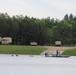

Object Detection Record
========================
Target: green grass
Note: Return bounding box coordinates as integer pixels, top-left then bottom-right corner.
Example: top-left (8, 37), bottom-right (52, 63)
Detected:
top-left (62, 48), bottom-right (76, 56)
top-left (0, 45), bottom-right (46, 55)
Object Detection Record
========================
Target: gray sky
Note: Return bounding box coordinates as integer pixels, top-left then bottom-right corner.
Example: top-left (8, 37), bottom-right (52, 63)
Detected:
top-left (0, 0), bottom-right (76, 19)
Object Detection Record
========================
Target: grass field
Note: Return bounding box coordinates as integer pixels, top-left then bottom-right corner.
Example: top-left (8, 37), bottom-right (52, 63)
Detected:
top-left (62, 48), bottom-right (76, 56)
top-left (0, 45), bottom-right (46, 55)
top-left (0, 45), bottom-right (76, 56)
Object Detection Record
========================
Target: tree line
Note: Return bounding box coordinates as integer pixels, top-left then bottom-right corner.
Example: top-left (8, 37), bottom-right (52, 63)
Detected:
top-left (0, 13), bottom-right (76, 46)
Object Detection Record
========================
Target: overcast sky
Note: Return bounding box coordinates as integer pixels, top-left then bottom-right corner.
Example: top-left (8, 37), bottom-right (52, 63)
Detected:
top-left (0, 0), bottom-right (76, 19)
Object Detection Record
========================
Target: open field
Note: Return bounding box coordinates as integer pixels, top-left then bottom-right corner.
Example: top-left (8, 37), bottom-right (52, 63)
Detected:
top-left (62, 48), bottom-right (76, 56)
top-left (0, 45), bottom-right (76, 55)
top-left (0, 45), bottom-right (46, 55)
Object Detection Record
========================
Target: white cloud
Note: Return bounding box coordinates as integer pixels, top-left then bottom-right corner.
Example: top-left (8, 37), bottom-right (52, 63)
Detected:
top-left (40, 0), bottom-right (76, 19)
top-left (0, 0), bottom-right (76, 19)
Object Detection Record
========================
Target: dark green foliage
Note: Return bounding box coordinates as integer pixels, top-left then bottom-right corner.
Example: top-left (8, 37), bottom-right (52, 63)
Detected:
top-left (0, 13), bottom-right (76, 46)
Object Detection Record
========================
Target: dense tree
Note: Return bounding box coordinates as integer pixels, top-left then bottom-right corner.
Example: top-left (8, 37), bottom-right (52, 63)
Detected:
top-left (0, 12), bottom-right (76, 46)
top-left (69, 14), bottom-right (74, 20)
top-left (64, 14), bottom-right (69, 20)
